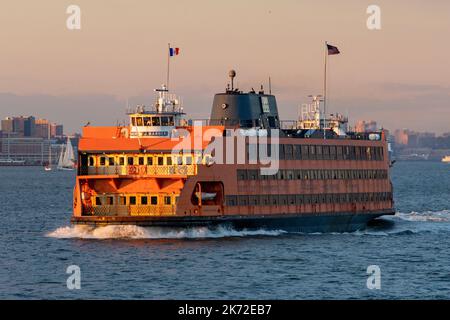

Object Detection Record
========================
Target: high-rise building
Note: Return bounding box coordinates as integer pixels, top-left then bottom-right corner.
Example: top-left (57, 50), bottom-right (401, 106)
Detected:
top-left (355, 120), bottom-right (377, 133)
top-left (35, 119), bottom-right (50, 139)
top-left (1, 117), bottom-right (14, 133)
top-left (51, 123), bottom-right (64, 137)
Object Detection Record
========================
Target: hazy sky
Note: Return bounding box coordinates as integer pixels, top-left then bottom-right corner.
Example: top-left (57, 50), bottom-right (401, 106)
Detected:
top-left (0, 0), bottom-right (449, 134)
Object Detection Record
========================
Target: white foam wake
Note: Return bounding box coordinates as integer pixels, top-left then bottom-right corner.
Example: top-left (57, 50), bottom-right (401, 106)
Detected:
top-left (46, 225), bottom-right (286, 240)
top-left (394, 210), bottom-right (450, 222)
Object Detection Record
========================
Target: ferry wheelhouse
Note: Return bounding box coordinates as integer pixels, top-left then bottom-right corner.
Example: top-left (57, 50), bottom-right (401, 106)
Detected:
top-left (72, 72), bottom-right (394, 232)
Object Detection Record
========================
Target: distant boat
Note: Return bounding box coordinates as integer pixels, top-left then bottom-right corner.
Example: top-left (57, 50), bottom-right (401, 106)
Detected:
top-left (44, 141), bottom-right (53, 171)
top-left (0, 158), bottom-right (25, 166)
top-left (442, 156), bottom-right (450, 163)
top-left (57, 137), bottom-right (75, 171)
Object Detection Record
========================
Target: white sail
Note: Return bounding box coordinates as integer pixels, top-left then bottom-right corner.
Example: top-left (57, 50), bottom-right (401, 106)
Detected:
top-left (57, 145), bottom-right (64, 168)
top-left (58, 137), bottom-right (75, 170)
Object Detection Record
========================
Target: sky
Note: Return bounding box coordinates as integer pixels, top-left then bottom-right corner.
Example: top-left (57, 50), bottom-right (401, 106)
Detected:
top-left (0, 0), bottom-right (449, 134)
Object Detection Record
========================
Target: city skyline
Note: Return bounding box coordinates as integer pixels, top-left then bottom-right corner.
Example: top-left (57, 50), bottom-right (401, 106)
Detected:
top-left (1, 0), bottom-right (449, 134)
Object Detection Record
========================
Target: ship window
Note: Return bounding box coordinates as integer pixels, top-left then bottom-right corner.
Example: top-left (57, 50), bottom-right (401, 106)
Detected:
top-left (261, 195), bottom-right (269, 205)
top-left (119, 196), bottom-right (126, 205)
top-left (141, 196), bottom-right (148, 205)
top-left (119, 157), bottom-right (125, 166)
top-left (108, 157), bottom-right (115, 166)
top-left (129, 196), bottom-right (136, 205)
top-left (136, 117), bottom-right (143, 126)
top-left (249, 195), bottom-right (259, 205)
top-left (157, 156), bottom-right (164, 166)
top-left (152, 117), bottom-right (161, 126)
top-left (127, 157), bottom-right (134, 165)
top-left (248, 170), bottom-right (258, 180)
top-left (166, 156), bottom-right (173, 165)
top-left (294, 145), bottom-right (302, 160)
top-left (147, 157), bottom-right (153, 165)
top-left (286, 170), bottom-right (294, 180)
top-left (150, 196), bottom-right (158, 205)
top-left (168, 116), bottom-right (174, 126)
top-left (226, 195), bottom-right (237, 206)
top-left (316, 145), bottom-right (323, 160)
top-left (95, 197), bottom-right (102, 206)
top-left (323, 146), bottom-right (330, 160)
top-left (99, 157), bottom-right (106, 166)
top-left (143, 117), bottom-right (151, 126)
top-left (164, 196), bottom-right (171, 205)
top-left (161, 117), bottom-right (170, 126)
top-left (237, 169), bottom-right (247, 180)
top-left (138, 157), bottom-right (144, 165)
top-left (333, 146), bottom-right (341, 160)
top-left (239, 195), bottom-right (249, 206)
top-left (301, 145), bottom-right (309, 160)
top-left (175, 156), bottom-right (183, 165)
top-left (270, 195), bottom-right (279, 205)
top-left (131, 117), bottom-right (136, 126)
top-left (285, 144), bottom-right (293, 160)
top-left (268, 116), bottom-right (276, 128)
top-left (106, 196), bottom-right (113, 205)
top-left (309, 145), bottom-right (316, 159)
top-left (279, 144), bottom-right (285, 160)
top-left (89, 156), bottom-right (95, 166)
top-left (185, 156), bottom-right (192, 165)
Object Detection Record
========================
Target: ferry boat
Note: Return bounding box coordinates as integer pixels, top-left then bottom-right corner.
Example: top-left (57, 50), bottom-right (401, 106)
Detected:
top-left (71, 71), bottom-right (394, 232)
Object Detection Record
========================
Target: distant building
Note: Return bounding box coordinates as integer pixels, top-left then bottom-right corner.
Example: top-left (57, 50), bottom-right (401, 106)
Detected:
top-left (394, 129), bottom-right (409, 146)
top-left (0, 115), bottom-right (67, 165)
top-left (355, 120), bottom-right (377, 132)
top-left (2, 116), bottom-right (63, 139)
top-left (35, 118), bottom-right (50, 139)
top-left (51, 123), bottom-right (64, 137)
top-left (1, 117), bottom-right (14, 133)
top-left (1, 116), bottom-right (36, 137)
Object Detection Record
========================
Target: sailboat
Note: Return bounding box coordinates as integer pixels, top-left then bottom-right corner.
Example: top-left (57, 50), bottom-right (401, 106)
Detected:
top-left (57, 137), bottom-right (75, 171)
top-left (44, 143), bottom-right (52, 171)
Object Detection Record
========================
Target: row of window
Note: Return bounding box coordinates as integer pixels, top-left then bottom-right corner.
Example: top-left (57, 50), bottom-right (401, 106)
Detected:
top-left (247, 144), bottom-right (384, 161)
top-left (226, 192), bottom-right (393, 206)
top-left (94, 194), bottom-right (177, 206)
top-left (237, 169), bottom-right (389, 181)
top-left (131, 116), bottom-right (175, 127)
top-left (88, 154), bottom-right (195, 167)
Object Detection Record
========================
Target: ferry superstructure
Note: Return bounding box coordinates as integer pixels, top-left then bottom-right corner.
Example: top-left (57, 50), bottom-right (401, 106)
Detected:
top-left (71, 72), bottom-right (394, 232)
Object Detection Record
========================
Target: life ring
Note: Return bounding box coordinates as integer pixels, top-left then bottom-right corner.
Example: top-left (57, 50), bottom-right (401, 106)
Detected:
top-left (128, 165), bottom-right (137, 175)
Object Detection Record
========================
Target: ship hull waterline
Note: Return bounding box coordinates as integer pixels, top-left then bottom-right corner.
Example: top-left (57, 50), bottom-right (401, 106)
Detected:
top-left (71, 210), bottom-right (395, 233)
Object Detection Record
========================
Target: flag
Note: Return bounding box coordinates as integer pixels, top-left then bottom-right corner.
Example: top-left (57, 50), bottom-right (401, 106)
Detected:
top-left (327, 44), bottom-right (340, 55)
top-left (169, 47), bottom-right (180, 57)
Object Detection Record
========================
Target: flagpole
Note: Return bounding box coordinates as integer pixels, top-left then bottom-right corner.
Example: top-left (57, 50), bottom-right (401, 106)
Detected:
top-left (167, 43), bottom-right (170, 91)
top-left (323, 41), bottom-right (327, 139)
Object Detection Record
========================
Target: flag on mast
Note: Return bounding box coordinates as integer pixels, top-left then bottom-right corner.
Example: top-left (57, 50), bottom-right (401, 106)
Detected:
top-left (327, 44), bottom-right (340, 55)
top-left (169, 47), bottom-right (180, 57)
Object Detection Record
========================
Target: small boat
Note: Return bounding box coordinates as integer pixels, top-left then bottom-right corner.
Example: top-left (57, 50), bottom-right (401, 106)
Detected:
top-left (442, 156), bottom-right (450, 163)
top-left (57, 137), bottom-right (76, 171)
top-left (44, 165), bottom-right (52, 171)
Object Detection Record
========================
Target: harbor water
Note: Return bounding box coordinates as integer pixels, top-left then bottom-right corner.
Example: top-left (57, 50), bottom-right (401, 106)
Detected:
top-left (0, 161), bottom-right (449, 299)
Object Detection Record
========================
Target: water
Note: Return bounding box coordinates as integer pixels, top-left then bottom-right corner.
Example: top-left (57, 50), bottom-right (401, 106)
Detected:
top-left (0, 162), bottom-right (449, 299)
